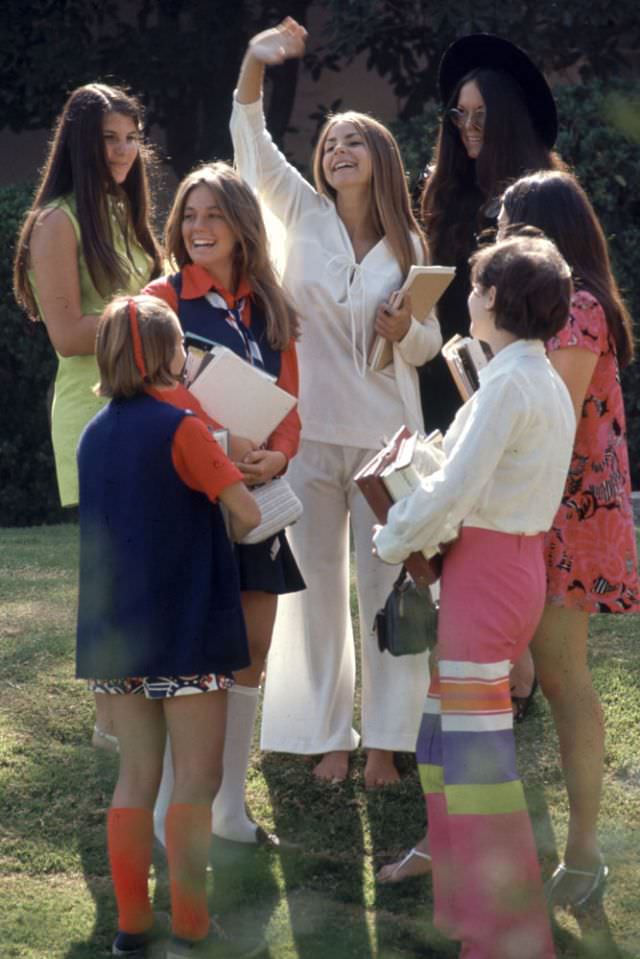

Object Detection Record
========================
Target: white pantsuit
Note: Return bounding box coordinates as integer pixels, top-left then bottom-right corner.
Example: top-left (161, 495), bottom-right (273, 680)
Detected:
top-left (231, 95), bottom-right (442, 756)
top-left (260, 440), bottom-right (431, 752)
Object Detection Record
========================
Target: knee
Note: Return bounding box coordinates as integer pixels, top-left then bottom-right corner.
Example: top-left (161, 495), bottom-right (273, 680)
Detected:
top-left (174, 760), bottom-right (223, 806)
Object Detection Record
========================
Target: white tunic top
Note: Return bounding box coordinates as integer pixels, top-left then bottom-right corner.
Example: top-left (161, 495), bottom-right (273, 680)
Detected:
top-left (231, 96), bottom-right (442, 448)
top-left (374, 340), bottom-right (576, 564)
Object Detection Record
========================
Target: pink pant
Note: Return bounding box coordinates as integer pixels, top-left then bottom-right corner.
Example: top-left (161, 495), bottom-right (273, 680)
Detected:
top-left (417, 527), bottom-right (555, 959)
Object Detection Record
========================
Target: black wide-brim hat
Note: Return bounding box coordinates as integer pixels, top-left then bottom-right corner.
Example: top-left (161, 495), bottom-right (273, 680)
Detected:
top-left (439, 33), bottom-right (558, 148)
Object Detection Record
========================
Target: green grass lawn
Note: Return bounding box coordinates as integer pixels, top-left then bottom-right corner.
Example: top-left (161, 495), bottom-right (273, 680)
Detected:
top-left (1, 524), bottom-right (639, 958)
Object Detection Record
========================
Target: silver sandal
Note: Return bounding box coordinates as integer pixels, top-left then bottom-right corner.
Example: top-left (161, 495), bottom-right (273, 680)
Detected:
top-left (546, 861), bottom-right (609, 909)
top-left (376, 846), bottom-right (432, 884)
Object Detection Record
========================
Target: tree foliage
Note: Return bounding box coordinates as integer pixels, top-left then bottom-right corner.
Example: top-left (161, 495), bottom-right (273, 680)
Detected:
top-left (0, 0), bottom-right (312, 178)
top-left (307, 0), bottom-right (640, 120)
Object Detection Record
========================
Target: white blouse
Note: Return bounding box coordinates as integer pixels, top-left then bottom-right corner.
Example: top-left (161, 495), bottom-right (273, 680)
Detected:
top-left (230, 95), bottom-right (442, 449)
top-left (374, 340), bottom-right (576, 564)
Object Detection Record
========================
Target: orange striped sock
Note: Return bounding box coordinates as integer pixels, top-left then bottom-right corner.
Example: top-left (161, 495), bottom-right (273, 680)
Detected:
top-left (166, 803), bottom-right (211, 941)
top-left (107, 807), bottom-right (153, 934)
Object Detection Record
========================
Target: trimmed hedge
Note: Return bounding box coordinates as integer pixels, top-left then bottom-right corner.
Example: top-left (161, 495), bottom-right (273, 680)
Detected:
top-left (0, 183), bottom-right (67, 526)
top-left (393, 77), bottom-right (640, 487)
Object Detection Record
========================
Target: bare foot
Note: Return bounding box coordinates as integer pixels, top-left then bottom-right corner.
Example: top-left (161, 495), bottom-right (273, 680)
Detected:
top-left (364, 748), bottom-right (400, 788)
top-left (313, 750), bottom-right (350, 783)
top-left (377, 835), bottom-right (432, 883)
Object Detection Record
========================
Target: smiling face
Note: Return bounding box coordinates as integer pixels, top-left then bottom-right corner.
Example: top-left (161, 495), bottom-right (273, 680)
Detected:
top-left (103, 111), bottom-right (140, 184)
top-left (181, 183), bottom-right (237, 285)
top-left (321, 120), bottom-right (373, 193)
top-left (454, 80), bottom-right (486, 160)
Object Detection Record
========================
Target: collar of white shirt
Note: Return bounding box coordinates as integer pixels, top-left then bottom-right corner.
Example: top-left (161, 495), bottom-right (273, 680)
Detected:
top-left (478, 338), bottom-right (546, 388)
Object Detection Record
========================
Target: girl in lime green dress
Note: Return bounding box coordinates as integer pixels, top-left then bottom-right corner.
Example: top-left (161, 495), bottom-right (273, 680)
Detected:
top-left (13, 83), bottom-right (162, 747)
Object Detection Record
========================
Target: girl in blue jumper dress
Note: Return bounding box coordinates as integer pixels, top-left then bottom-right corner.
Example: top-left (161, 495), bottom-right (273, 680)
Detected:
top-left (145, 162), bottom-right (304, 847)
top-left (76, 294), bottom-right (261, 958)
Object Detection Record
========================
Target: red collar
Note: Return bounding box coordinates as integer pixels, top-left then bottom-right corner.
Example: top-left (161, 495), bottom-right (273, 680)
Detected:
top-left (181, 263), bottom-right (252, 308)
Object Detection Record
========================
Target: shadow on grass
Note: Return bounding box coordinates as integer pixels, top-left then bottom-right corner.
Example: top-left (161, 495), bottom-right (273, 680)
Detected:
top-left (262, 751), bottom-right (375, 958)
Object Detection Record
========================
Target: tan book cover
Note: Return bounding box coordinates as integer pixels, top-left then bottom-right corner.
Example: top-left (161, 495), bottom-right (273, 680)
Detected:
top-left (369, 265), bottom-right (456, 372)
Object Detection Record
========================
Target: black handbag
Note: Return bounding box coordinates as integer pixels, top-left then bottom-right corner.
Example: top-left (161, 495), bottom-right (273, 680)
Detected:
top-left (375, 567), bottom-right (439, 656)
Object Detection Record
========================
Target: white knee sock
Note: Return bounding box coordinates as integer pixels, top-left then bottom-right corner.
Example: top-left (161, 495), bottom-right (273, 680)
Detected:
top-left (212, 684), bottom-right (260, 843)
top-left (153, 738), bottom-right (174, 847)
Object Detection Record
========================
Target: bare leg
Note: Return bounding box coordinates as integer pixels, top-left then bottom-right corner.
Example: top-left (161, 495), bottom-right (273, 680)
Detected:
top-left (531, 605), bottom-right (604, 900)
top-left (165, 690), bottom-right (227, 806)
top-left (364, 748), bottom-right (400, 788)
top-left (313, 750), bottom-right (350, 783)
top-left (110, 694), bottom-right (165, 808)
top-left (377, 832), bottom-right (431, 883)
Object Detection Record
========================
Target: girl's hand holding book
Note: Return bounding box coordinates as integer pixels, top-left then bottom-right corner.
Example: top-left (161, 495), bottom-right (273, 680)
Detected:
top-left (374, 291), bottom-right (412, 343)
top-left (238, 449), bottom-right (288, 486)
top-left (229, 435), bottom-right (257, 463)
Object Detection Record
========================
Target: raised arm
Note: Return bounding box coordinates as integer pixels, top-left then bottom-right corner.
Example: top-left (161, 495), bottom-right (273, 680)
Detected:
top-left (231, 17), bottom-right (318, 225)
top-left (236, 17), bottom-right (307, 106)
top-left (29, 207), bottom-right (101, 356)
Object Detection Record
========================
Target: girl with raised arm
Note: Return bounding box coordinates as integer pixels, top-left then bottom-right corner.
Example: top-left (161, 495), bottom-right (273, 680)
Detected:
top-left (232, 17), bottom-right (442, 787)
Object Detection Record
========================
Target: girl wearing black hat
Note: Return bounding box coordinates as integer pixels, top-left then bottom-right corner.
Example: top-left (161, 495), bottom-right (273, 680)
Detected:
top-left (378, 33), bottom-right (564, 885)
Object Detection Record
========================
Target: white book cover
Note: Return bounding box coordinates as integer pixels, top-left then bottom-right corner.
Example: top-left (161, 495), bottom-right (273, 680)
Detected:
top-left (189, 345), bottom-right (296, 446)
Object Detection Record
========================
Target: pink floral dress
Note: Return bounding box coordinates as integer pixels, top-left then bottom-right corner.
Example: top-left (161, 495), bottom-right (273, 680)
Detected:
top-left (545, 288), bottom-right (639, 613)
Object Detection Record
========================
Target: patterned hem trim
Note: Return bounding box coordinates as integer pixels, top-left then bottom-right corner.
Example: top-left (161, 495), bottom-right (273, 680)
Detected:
top-left (88, 673), bottom-right (235, 698)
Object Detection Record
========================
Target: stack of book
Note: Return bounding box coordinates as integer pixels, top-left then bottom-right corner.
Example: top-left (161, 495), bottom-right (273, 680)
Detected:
top-left (184, 342), bottom-right (296, 446)
top-left (355, 426), bottom-right (448, 587)
top-left (441, 334), bottom-right (493, 402)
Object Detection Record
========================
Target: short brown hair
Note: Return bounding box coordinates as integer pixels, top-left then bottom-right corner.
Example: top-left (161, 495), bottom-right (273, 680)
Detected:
top-left (95, 294), bottom-right (181, 398)
top-left (469, 234), bottom-right (572, 341)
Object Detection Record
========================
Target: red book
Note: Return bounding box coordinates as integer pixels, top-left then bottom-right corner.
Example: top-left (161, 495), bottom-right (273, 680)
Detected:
top-left (355, 427), bottom-right (442, 587)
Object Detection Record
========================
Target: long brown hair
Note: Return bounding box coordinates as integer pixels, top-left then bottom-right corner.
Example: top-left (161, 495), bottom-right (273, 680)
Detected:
top-left (313, 111), bottom-right (427, 275)
top-left (164, 162), bottom-right (298, 349)
top-left (14, 83), bottom-right (162, 319)
top-left (501, 170), bottom-right (634, 366)
top-left (421, 69), bottom-right (564, 265)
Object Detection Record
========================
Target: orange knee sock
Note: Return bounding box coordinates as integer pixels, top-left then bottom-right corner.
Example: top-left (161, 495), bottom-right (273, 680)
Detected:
top-left (166, 803), bottom-right (211, 941)
top-left (107, 807), bottom-right (154, 934)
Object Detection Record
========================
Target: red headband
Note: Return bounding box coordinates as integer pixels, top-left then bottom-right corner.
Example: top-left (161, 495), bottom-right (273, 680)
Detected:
top-left (128, 298), bottom-right (147, 379)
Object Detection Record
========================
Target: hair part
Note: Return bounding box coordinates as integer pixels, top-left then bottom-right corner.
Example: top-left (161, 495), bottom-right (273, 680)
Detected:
top-left (470, 233), bottom-right (572, 341)
top-left (501, 170), bottom-right (635, 366)
top-left (421, 68), bottom-right (564, 265)
top-left (164, 162), bottom-right (298, 349)
top-left (312, 111), bottom-right (427, 274)
top-left (14, 83), bottom-right (162, 319)
top-left (96, 295), bottom-right (181, 398)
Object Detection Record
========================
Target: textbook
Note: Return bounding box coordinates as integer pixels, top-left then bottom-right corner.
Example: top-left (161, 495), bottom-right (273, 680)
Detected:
top-left (441, 334), bottom-right (493, 402)
top-left (188, 345), bottom-right (297, 446)
top-left (354, 426), bottom-right (449, 587)
top-left (368, 264), bottom-right (456, 372)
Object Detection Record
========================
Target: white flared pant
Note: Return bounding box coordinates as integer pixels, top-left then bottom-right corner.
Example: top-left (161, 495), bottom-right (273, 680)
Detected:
top-left (260, 439), bottom-right (430, 754)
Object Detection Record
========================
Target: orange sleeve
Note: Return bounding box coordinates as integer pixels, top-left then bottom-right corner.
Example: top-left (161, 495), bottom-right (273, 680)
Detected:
top-left (142, 276), bottom-right (180, 313)
top-left (268, 338), bottom-right (301, 464)
top-left (172, 415), bottom-right (243, 501)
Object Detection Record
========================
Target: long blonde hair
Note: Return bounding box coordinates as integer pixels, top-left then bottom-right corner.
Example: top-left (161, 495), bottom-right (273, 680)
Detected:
top-left (164, 162), bottom-right (298, 349)
top-left (313, 111), bottom-right (427, 275)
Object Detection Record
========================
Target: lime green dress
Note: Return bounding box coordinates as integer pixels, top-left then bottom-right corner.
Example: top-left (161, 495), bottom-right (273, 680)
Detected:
top-left (29, 194), bottom-right (153, 506)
